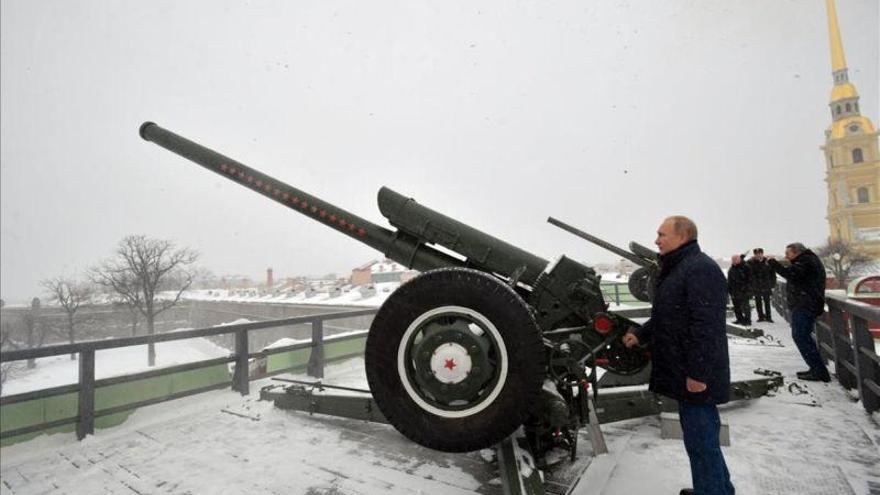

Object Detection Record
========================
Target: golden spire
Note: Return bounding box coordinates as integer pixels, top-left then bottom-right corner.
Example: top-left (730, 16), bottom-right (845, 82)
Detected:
top-left (826, 0), bottom-right (848, 72)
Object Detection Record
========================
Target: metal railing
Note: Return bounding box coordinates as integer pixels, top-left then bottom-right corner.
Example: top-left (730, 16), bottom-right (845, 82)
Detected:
top-left (772, 281), bottom-right (880, 413)
top-left (601, 281), bottom-right (649, 306)
top-left (0, 308), bottom-right (377, 441)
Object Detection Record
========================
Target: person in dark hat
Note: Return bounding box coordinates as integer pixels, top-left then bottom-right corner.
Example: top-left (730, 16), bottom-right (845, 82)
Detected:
top-left (747, 248), bottom-right (776, 323)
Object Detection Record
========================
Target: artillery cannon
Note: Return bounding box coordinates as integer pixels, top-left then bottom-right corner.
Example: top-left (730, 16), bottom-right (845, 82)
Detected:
top-left (547, 217), bottom-right (659, 302)
top-left (139, 122), bottom-right (650, 456)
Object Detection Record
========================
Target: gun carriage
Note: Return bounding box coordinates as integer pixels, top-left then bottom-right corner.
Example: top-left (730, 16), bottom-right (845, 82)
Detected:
top-left (139, 122), bottom-right (652, 460)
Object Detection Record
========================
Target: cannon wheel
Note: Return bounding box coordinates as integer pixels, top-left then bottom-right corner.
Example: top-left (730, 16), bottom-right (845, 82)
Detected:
top-left (627, 266), bottom-right (656, 302)
top-left (365, 268), bottom-right (545, 452)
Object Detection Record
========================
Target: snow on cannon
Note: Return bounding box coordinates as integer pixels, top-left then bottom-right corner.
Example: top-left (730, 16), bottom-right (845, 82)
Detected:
top-left (138, 122), bottom-right (651, 455)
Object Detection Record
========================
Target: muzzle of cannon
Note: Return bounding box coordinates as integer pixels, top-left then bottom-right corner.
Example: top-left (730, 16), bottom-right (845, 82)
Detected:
top-left (139, 122), bottom-right (650, 454)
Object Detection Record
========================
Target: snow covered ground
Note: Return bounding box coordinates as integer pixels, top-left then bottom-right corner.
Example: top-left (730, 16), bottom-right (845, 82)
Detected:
top-left (1, 320), bottom-right (879, 494)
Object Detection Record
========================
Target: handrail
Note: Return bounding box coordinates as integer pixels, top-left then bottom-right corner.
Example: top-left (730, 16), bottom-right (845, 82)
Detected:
top-left (0, 307), bottom-right (378, 442)
top-left (825, 291), bottom-right (880, 322)
top-left (0, 308), bottom-right (377, 361)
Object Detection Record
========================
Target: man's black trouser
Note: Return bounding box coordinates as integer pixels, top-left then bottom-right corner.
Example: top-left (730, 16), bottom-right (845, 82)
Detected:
top-left (753, 290), bottom-right (772, 320)
top-left (731, 294), bottom-right (751, 323)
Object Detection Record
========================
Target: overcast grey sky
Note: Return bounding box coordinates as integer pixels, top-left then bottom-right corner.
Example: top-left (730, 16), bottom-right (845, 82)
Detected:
top-left (1, 0), bottom-right (878, 304)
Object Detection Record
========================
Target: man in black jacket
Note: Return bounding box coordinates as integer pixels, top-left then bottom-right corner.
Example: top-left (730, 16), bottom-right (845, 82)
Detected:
top-left (768, 242), bottom-right (830, 382)
top-left (747, 248), bottom-right (776, 322)
top-left (727, 254), bottom-right (752, 325)
top-left (623, 216), bottom-right (734, 495)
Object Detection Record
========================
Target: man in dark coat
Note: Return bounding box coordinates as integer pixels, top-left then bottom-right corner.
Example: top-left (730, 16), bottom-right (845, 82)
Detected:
top-left (768, 242), bottom-right (830, 382)
top-left (747, 248), bottom-right (776, 322)
top-left (623, 216), bottom-right (733, 495)
top-left (727, 254), bottom-right (752, 325)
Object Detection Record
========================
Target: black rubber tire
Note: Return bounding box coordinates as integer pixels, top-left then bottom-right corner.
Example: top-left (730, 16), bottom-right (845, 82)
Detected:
top-left (365, 268), bottom-right (546, 452)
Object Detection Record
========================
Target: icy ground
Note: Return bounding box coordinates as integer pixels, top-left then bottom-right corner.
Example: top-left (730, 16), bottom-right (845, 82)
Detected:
top-left (1, 320), bottom-right (879, 495)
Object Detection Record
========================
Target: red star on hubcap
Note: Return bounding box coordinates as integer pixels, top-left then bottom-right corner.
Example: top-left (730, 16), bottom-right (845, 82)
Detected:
top-left (444, 358), bottom-right (456, 370)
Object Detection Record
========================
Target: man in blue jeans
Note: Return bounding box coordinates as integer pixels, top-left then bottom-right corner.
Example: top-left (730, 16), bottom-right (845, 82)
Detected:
top-left (768, 242), bottom-right (830, 382)
top-left (623, 216), bottom-right (734, 495)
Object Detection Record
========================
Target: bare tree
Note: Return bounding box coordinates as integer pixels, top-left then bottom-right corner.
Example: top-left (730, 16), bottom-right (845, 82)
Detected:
top-left (92, 235), bottom-right (198, 366)
top-left (41, 277), bottom-right (93, 359)
top-left (816, 239), bottom-right (873, 289)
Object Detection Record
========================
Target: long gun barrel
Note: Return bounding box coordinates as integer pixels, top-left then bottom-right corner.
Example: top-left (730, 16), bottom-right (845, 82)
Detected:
top-left (139, 122), bottom-right (463, 273)
top-left (139, 122), bottom-right (550, 283)
top-left (547, 217), bottom-right (655, 268)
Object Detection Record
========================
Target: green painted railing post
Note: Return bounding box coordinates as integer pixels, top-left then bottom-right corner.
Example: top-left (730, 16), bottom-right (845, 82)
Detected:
top-left (307, 320), bottom-right (325, 379)
top-left (76, 349), bottom-right (95, 440)
top-left (829, 305), bottom-right (857, 390)
top-left (851, 315), bottom-right (880, 413)
top-left (233, 330), bottom-right (249, 395)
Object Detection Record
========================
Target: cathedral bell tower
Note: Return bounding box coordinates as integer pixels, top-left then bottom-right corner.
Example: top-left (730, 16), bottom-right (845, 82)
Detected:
top-left (821, 0), bottom-right (880, 258)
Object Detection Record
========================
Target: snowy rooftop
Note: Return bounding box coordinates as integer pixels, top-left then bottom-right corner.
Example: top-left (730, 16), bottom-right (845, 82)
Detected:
top-left (181, 281), bottom-right (401, 308)
top-left (1, 320), bottom-right (879, 494)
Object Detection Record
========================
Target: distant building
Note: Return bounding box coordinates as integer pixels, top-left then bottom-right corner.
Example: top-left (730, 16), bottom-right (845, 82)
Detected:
top-left (616, 259), bottom-right (638, 277)
top-left (220, 275), bottom-right (255, 290)
top-left (350, 259), bottom-right (418, 284)
top-left (350, 261), bottom-right (375, 286)
top-left (822, 0), bottom-right (880, 257)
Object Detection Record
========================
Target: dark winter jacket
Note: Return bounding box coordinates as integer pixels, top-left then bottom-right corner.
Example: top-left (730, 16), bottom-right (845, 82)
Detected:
top-left (634, 240), bottom-right (731, 405)
top-left (747, 258), bottom-right (777, 293)
top-left (768, 250), bottom-right (826, 317)
top-left (727, 262), bottom-right (752, 299)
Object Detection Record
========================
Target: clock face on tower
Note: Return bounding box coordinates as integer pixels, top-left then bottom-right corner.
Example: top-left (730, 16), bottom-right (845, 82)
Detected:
top-left (848, 124), bottom-right (860, 133)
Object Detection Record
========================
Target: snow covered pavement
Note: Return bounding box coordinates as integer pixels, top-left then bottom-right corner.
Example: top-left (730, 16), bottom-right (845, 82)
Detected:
top-left (575, 319), bottom-right (880, 495)
top-left (1, 321), bottom-right (879, 494)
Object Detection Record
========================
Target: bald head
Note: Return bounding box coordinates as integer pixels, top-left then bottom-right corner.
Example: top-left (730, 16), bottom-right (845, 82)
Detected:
top-left (666, 215), bottom-right (698, 242)
top-left (655, 216), bottom-right (698, 255)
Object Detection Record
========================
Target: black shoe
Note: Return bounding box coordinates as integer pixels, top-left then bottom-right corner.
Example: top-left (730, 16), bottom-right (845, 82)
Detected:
top-left (796, 370), bottom-right (812, 378)
top-left (799, 371), bottom-right (831, 382)
top-left (757, 317), bottom-right (766, 322)
top-left (680, 489), bottom-right (694, 495)
top-left (766, 318), bottom-right (774, 323)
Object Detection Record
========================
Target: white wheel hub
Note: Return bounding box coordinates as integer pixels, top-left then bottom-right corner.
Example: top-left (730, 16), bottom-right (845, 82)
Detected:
top-left (398, 305), bottom-right (509, 419)
top-left (430, 343), bottom-right (472, 384)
